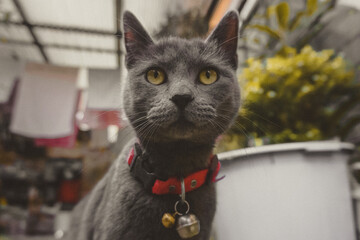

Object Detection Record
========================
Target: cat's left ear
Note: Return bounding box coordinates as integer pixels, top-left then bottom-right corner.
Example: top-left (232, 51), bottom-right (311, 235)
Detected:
top-left (123, 11), bottom-right (154, 68)
top-left (206, 11), bottom-right (239, 69)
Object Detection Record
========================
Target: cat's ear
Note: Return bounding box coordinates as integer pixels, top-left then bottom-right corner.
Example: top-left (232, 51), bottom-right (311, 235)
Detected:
top-left (123, 11), bottom-right (154, 68)
top-left (206, 11), bottom-right (239, 69)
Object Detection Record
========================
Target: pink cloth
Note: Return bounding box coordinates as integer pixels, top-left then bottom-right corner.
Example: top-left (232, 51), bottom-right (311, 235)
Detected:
top-left (80, 68), bottom-right (123, 130)
top-left (35, 126), bottom-right (78, 148)
top-left (80, 109), bottom-right (121, 129)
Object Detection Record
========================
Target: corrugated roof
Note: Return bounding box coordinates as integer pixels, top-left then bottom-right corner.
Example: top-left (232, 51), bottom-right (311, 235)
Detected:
top-left (0, 0), bottom-right (259, 68)
top-left (19, 0), bottom-right (116, 31)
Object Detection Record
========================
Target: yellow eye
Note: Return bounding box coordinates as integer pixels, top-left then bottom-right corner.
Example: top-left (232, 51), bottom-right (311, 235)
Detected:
top-left (146, 69), bottom-right (165, 85)
top-left (199, 69), bottom-right (218, 85)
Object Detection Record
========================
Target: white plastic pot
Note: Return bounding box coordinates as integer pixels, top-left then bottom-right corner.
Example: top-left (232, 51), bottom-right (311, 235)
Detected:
top-left (214, 140), bottom-right (356, 240)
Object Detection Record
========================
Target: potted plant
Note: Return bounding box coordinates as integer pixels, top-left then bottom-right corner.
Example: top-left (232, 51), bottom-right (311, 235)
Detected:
top-left (213, 1), bottom-right (360, 240)
top-left (222, 45), bottom-right (359, 149)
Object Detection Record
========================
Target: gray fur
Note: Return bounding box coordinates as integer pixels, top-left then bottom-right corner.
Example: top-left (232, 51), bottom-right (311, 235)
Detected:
top-left (66, 11), bottom-right (240, 240)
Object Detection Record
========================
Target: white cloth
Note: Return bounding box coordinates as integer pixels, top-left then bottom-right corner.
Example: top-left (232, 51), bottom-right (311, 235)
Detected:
top-left (10, 63), bottom-right (79, 138)
top-left (88, 69), bottom-right (121, 110)
top-left (0, 58), bottom-right (24, 103)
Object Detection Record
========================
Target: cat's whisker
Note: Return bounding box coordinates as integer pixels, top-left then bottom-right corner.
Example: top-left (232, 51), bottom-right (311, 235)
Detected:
top-left (232, 123), bottom-right (252, 140)
top-left (216, 113), bottom-right (252, 139)
top-left (216, 106), bottom-right (275, 136)
top-left (129, 116), bottom-right (148, 125)
top-left (241, 107), bottom-right (281, 128)
top-left (141, 122), bottom-right (155, 144)
top-left (207, 119), bottom-right (218, 132)
top-left (134, 121), bottom-right (151, 136)
top-left (113, 125), bottom-right (136, 141)
top-left (144, 122), bottom-right (160, 149)
top-left (137, 121), bottom-right (159, 141)
top-left (135, 122), bottom-right (150, 134)
top-left (220, 120), bottom-right (252, 142)
top-left (209, 118), bottom-right (226, 133)
top-left (238, 114), bottom-right (271, 136)
top-left (144, 122), bottom-right (162, 149)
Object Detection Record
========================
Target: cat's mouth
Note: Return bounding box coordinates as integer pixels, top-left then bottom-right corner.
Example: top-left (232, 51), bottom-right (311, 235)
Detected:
top-left (171, 115), bottom-right (195, 128)
top-left (167, 122), bottom-right (197, 140)
top-left (145, 104), bottom-right (219, 140)
top-left (163, 114), bottom-right (211, 140)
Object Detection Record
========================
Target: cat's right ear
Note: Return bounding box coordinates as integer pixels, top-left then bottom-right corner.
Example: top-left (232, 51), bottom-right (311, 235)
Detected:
top-left (123, 11), bottom-right (154, 68)
top-left (206, 11), bottom-right (239, 69)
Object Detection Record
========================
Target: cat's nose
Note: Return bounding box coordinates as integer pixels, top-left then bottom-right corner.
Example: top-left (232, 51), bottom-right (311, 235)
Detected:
top-left (171, 94), bottom-right (194, 110)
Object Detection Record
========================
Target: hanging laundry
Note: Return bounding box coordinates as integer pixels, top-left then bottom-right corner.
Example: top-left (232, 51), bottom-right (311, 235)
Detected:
top-left (79, 68), bottom-right (123, 130)
top-left (33, 92), bottom-right (81, 148)
top-left (0, 58), bottom-right (24, 104)
top-left (10, 63), bottom-right (79, 138)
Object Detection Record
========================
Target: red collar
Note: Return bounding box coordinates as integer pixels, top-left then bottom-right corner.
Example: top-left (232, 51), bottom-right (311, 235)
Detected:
top-left (127, 143), bottom-right (221, 195)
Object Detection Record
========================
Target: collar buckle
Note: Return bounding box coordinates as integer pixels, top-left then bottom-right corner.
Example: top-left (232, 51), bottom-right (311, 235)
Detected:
top-left (129, 143), bottom-right (157, 191)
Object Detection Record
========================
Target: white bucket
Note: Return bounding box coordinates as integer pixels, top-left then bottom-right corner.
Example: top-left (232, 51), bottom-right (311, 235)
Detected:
top-left (214, 141), bottom-right (356, 240)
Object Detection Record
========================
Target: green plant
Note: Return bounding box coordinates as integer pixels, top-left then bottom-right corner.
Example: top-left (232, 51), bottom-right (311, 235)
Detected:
top-left (248, 0), bottom-right (318, 39)
top-left (245, 0), bottom-right (335, 55)
top-left (220, 45), bottom-right (360, 150)
top-left (155, 10), bottom-right (208, 39)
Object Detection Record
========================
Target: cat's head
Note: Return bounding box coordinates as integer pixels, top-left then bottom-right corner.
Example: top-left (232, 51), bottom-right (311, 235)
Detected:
top-left (123, 11), bottom-right (240, 144)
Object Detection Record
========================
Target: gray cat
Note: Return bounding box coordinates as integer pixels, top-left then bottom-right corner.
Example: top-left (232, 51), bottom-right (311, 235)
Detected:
top-left (66, 10), bottom-right (240, 240)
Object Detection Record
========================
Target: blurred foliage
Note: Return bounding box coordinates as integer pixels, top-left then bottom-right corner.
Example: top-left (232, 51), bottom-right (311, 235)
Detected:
top-left (246, 0), bottom-right (335, 55)
top-left (219, 45), bottom-right (360, 151)
top-left (0, 0), bottom-right (12, 22)
top-left (248, 0), bottom-right (319, 41)
top-left (155, 10), bottom-right (208, 39)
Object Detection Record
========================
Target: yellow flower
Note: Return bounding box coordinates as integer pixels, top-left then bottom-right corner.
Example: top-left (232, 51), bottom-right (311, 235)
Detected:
top-left (233, 44), bottom-right (355, 149)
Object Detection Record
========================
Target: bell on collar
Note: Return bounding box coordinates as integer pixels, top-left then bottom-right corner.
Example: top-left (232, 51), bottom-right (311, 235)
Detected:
top-left (176, 214), bottom-right (200, 239)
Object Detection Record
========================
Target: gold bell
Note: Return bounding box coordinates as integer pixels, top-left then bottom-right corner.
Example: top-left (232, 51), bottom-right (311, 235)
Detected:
top-left (162, 213), bottom-right (175, 228)
top-left (176, 214), bottom-right (200, 239)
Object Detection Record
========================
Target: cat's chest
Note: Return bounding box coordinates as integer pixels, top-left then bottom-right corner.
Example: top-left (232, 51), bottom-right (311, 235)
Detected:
top-left (104, 159), bottom-right (216, 240)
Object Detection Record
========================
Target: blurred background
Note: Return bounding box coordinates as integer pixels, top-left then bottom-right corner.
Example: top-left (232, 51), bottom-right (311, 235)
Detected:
top-left (0, 0), bottom-right (360, 239)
